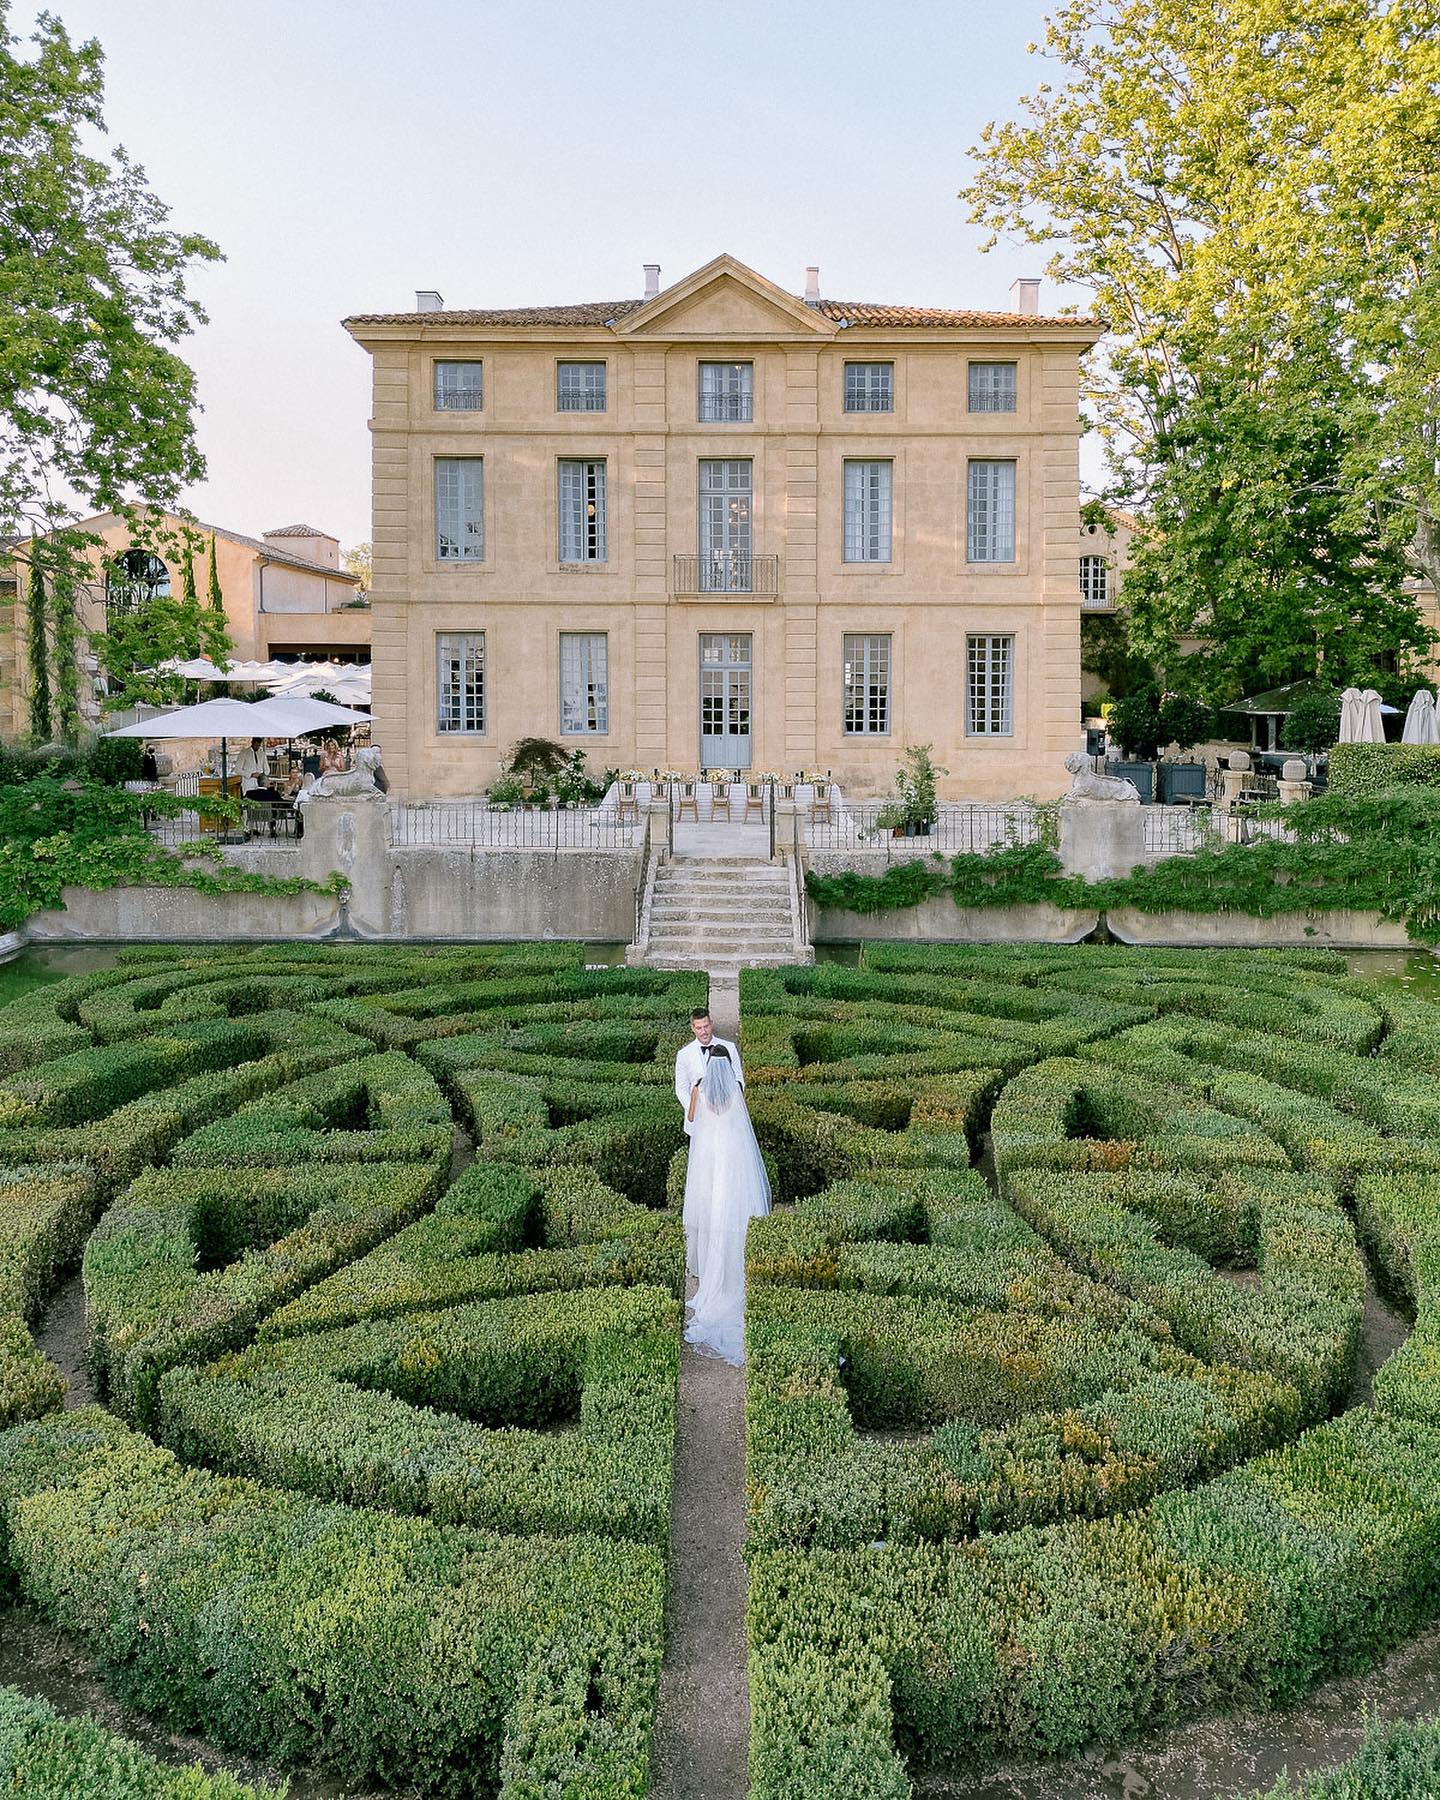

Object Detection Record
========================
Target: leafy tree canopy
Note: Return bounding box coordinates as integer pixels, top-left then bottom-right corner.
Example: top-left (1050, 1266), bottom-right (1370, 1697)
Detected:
top-left (0, 6), bottom-right (220, 544)
top-left (962, 0), bottom-right (1440, 678)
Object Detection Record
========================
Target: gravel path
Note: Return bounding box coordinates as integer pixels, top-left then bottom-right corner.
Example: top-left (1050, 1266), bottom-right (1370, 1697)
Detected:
top-left (649, 970), bottom-right (750, 1799)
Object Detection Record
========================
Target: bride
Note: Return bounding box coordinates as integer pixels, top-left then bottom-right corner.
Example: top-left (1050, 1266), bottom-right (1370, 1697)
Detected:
top-left (682, 1042), bottom-right (771, 1363)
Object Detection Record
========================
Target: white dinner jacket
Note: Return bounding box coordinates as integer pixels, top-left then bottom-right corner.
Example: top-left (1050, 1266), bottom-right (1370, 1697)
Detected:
top-left (675, 1036), bottom-right (743, 1137)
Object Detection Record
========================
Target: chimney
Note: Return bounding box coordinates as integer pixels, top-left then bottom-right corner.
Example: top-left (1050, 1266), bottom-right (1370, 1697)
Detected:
top-left (415, 289), bottom-right (444, 313)
top-left (804, 264), bottom-right (821, 304)
top-left (643, 263), bottom-right (661, 301)
top-left (1009, 277), bottom-right (1041, 317)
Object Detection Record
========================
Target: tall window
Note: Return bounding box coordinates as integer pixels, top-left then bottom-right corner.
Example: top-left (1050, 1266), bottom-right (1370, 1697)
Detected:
top-left (967, 459), bottom-right (1016, 563)
top-left (557, 361), bottom-right (606, 412)
top-left (698, 459), bottom-right (753, 591)
top-left (699, 361), bottom-right (753, 422)
top-left (436, 632), bottom-right (485, 733)
top-left (968, 361), bottom-right (1017, 412)
top-left (434, 361), bottom-right (483, 410)
top-left (844, 363), bottom-right (894, 413)
top-left (560, 632), bottom-right (609, 734)
top-left (435, 458), bottom-right (484, 561)
top-left (966, 634), bottom-right (1013, 736)
top-left (559, 459), bottom-right (607, 563)
top-left (1080, 554), bottom-right (1116, 612)
top-left (843, 633), bottom-right (891, 735)
top-left (1080, 555), bottom-right (1110, 608)
top-left (843, 461), bottom-right (893, 562)
top-left (105, 550), bottom-right (170, 617)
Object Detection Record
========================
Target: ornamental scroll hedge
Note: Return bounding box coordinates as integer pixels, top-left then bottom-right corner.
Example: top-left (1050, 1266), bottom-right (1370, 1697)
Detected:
top-left (0, 943), bottom-right (701, 1796)
top-left (741, 947), bottom-right (1440, 1796)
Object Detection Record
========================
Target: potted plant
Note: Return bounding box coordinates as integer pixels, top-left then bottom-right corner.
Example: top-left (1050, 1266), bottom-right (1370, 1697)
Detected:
top-left (1280, 684), bottom-right (1341, 778)
top-left (1107, 689), bottom-right (1213, 804)
top-left (875, 743), bottom-right (947, 837)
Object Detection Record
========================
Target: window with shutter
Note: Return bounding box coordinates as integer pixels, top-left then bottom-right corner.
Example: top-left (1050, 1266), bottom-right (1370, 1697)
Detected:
top-left (560, 633), bottom-right (609, 734)
top-left (557, 362), bottom-right (606, 412)
top-left (436, 633), bottom-right (485, 733)
top-left (966, 634), bottom-right (1014, 736)
top-left (698, 362), bottom-right (753, 422)
top-left (559, 460), bottom-right (607, 563)
top-left (435, 459), bottom-right (484, 560)
top-left (843, 363), bottom-right (894, 413)
top-left (434, 362), bottom-right (483, 410)
top-left (967, 362), bottom-right (1017, 412)
top-left (843, 461), bottom-right (893, 562)
top-left (967, 460), bottom-right (1016, 562)
top-left (842, 633), bottom-right (891, 735)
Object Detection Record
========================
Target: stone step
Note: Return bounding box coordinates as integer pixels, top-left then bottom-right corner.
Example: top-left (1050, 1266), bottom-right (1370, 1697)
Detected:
top-left (650, 902), bottom-right (793, 921)
top-left (649, 930), bottom-right (795, 949)
top-left (651, 878), bottom-right (788, 892)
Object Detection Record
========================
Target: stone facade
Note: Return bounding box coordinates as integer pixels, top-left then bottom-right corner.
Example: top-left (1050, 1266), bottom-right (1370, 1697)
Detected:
top-left (344, 255), bottom-right (1102, 801)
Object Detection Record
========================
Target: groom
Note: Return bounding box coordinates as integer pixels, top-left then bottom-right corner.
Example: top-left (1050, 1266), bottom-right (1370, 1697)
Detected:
top-left (674, 1006), bottom-right (744, 1135)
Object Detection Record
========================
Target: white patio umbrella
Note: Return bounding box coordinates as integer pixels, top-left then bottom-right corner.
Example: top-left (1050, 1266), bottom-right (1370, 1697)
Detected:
top-left (255, 695), bottom-right (370, 734)
top-left (162, 656), bottom-right (230, 681)
top-left (104, 696), bottom-right (281, 793)
top-left (106, 695), bottom-right (368, 793)
top-left (1338, 688), bottom-right (1364, 743)
top-left (1356, 689), bottom-right (1388, 743)
top-left (1402, 689), bottom-right (1440, 745)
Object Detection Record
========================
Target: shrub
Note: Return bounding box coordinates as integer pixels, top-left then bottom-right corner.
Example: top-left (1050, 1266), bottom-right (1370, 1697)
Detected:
top-left (1328, 742), bottom-right (1440, 796)
top-left (84, 1160), bottom-right (444, 1420)
top-left (0, 1408), bottom-right (665, 1797)
top-left (158, 1283), bottom-right (679, 1544)
top-left (0, 1685), bottom-right (281, 1797)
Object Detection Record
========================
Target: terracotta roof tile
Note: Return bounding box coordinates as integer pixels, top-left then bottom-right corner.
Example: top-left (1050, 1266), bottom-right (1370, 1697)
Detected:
top-left (818, 300), bottom-right (1100, 329)
top-left (264, 523), bottom-right (334, 539)
top-left (345, 300), bottom-right (645, 327)
top-left (344, 295), bottom-right (1100, 330)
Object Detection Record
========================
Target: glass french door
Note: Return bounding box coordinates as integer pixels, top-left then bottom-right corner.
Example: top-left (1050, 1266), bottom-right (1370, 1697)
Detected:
top-left (698, 459), bottom-right (753, 592)
top-left (699, 633), bottom-right (752, 768)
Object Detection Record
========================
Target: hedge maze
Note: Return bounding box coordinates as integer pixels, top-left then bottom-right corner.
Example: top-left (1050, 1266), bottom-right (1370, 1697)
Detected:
top-left (741, 946), bottom-right (1440, 1798)
top-left (1, 940), bottom-right (1439, 1795)
top-left (0, 944), bottom-right (698, 1796)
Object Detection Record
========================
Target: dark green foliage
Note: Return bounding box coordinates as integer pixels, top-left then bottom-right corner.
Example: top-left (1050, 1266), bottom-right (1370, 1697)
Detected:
top-left (0, 1409), bottom-right (664, 1797)
top-left (0, 1685), bottom-right (279, 1797)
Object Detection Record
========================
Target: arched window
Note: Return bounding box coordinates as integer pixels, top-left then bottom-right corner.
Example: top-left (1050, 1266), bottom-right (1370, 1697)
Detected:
top-left (106, 550), bottom-right (170, 617)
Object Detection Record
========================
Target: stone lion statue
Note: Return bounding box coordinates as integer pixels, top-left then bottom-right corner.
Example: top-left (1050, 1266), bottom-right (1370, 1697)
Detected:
top-left (297, 746), bottom-right (388, 804)
top-left (1062, 751), bottom-right (1141, 804)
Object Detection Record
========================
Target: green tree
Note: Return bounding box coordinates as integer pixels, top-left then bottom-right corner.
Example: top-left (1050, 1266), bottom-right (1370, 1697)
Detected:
top-left (200, 533), bottom-right (230, 665)
top-left (343, 542), bottom-right (372, 593)
top-left (1, 5), bottom-right (219, 728)
top-left (1122, 371), bottom-right (1426, 699)
top-left (961, 0), bottom-right (1440, 629)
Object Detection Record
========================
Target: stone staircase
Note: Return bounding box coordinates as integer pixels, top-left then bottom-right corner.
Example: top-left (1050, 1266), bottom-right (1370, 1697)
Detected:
top-left (633, 855), bottom-right (811, 974)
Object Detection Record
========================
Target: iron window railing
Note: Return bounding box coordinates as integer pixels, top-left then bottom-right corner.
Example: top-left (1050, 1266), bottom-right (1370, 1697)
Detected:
top-left (673, 553), bottom-right (779, 596)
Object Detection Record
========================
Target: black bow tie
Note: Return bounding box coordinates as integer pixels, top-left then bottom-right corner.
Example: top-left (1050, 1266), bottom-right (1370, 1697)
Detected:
top-left (702, 1044), bottom-right (714, 1055)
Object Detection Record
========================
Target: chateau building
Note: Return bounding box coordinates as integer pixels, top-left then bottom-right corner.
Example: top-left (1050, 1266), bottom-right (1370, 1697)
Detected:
top-left (343, 254), bottom-right (1102, 799)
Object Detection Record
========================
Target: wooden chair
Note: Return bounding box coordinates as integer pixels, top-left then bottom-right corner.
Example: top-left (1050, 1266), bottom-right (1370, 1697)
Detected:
top-left (743, 780), bottom-right (766, 823)
top-left (809, 782), bottom-right (834, 826)
top-left (614, 779), bottom-right (639, 825)
top-left (676, 778), bottom-right (699, 823)
top-left (709, 775), bottom-right (732, 822)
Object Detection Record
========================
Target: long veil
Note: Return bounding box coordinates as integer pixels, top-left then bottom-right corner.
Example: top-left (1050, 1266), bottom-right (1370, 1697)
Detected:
top-left (683, 1047), bottom-right (771, 1364)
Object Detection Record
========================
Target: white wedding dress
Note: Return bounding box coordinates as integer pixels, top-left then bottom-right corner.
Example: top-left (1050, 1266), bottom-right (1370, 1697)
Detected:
top-left (682, 1051), bottom-right (771, 1364)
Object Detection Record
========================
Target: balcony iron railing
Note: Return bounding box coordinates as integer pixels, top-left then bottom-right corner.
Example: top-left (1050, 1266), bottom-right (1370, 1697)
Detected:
top-left (673, 553), bottom-right (779, 597)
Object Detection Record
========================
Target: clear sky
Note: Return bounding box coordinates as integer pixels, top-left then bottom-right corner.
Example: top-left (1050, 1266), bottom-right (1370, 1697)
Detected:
top-left (23, 0), bottom-right (1080, 552)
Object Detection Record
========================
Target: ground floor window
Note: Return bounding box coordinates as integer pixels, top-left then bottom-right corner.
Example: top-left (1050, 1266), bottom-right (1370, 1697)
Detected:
top-left (842, 632), bottom-right (891, 735)
top-left (436, 631), bottom-right (485, 733)
top-left (966, 633), bottom-right (1013, 735)
top-left (560, 631), bottom-right (608, 734)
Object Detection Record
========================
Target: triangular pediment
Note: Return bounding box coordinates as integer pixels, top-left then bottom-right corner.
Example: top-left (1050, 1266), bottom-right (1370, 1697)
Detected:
top-left (616, 255), bottom-right (836, 339)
